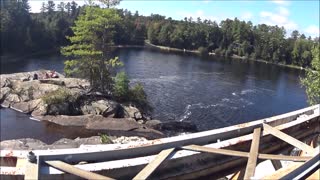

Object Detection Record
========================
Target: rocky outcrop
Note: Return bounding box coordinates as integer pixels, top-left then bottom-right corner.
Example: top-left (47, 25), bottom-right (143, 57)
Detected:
top-left (1, 71), bottom-right (198, 147)
top-left (0, 136), bottom-right (148, 150)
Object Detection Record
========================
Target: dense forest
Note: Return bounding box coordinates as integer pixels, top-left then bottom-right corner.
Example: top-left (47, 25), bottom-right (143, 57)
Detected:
top-left (1, 0), bottom-right (319, 67)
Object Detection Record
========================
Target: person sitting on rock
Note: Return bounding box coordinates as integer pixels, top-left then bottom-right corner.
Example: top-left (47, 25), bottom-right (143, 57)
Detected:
top-left (45, 72), bottom-right (50, 79)
top-left (33, 73), bottom-right (38, 80)
top-left (51, 70), bottom-right (59, 78)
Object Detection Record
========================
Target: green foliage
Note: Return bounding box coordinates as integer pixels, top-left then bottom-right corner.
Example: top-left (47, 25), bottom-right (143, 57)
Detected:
top-left (113, 72), bottom-right (152, 113)
top-left (114, 72), bottom-right (130, 100)
top-left (100, 134), bottom-right (113, 144)
top-left (1, 0), bottom-right (318, 69)
top-left (41, 88), bottom-right (76, 105)
top-left (130, 83), bottom-right (153, 113)
top-left (61, 6), bottom-right (122, 92)
top-left (302, 45), bottom-right (320, 105)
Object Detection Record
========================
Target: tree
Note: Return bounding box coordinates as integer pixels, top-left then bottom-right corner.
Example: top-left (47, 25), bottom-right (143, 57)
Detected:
top-left (98, 0), bottom-right (121, 8)
top-left (40, 2), bottom-right (46, 13)
top-left (57, 2), bottom-right (65, 12)
top-left (114, 71), bottom-right (130, 100)
top-left (65, 2), bottom-right (71, 15)
top-left (61, 6), bottom-right (123, 92)
top-left (46, 1), bottom-right (55, 14)
top-left (301, 45), bottom-right (320, 105)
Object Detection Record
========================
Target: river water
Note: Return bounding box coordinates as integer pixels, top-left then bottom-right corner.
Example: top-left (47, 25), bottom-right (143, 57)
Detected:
top-left (0, 48), bottom-right (308, 143)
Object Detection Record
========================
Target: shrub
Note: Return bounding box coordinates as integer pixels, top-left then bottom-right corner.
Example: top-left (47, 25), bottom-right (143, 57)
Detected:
top-left (130, 83), bottom-right (153, 113)
top-left (114, 72), bottom-right (130, 101)
top-left (100, 134), bottom-right (113, 144)
top-left (41, 88), bottom-right (76, 105)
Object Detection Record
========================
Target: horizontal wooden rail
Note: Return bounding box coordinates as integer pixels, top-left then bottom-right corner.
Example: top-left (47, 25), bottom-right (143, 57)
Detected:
top-left (45, 160), bottom-right (113, 180)
top-left (181, 145), bottom-right (311, 162)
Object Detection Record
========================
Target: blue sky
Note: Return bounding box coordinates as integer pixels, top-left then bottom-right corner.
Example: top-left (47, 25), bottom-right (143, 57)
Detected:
top-left (29, 0), bottom-right (320, 38)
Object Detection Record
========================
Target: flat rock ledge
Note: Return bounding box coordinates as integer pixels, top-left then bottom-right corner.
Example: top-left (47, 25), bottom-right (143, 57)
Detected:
top-left (0, 136), bottom-right (148, 150)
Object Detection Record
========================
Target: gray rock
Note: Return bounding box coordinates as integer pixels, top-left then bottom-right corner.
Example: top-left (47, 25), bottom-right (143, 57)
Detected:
top-left (11, 99), bottom-right (42, 114)
top-left (6, 93), bottom-right (21, 103)
top-left (0, 87), bottom-right (11, 102)
top-left (123, 105), bottom-right (142, 120)
top-left (31, 100), bottom-right (48, 116)
top-left (0, 138), bottom-right (47, 150)
top-left (145, 120), bottom-right (162, 127)
top-left (81, 100), bottom-right (120, 117)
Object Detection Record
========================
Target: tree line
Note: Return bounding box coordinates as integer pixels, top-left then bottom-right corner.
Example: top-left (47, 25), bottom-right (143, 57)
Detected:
top-left (1, 0), bottom-right (319, 68)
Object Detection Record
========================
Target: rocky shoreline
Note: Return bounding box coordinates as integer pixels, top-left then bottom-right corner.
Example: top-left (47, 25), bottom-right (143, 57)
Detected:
top-left (0, 70), bottom-right (197, 149)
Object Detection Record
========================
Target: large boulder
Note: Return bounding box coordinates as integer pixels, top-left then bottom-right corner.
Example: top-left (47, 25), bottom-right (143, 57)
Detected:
top-left (123, 105), bottom-right (143, 120)
top-left (11, 99), bottom-right (43, 114)
top-left (31, 100), bottom-right (48, 116)
top-left (81, 100), bottom-right (121, 117)
top-left (0, 87), bottom-right (11, 102)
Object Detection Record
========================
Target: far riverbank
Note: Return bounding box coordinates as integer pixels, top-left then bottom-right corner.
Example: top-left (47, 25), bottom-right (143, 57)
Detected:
top-left (145, 40), bottom-right (307, 71)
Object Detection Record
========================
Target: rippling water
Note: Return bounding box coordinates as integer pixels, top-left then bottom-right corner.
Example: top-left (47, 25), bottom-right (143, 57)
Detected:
top-left (0, 48), bottom-right (308, 142)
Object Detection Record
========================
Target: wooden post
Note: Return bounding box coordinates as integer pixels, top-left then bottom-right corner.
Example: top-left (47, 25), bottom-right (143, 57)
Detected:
top-left (24, 161), bottom-right (39, 180)
top-left (244, 128), bottom-right (261, 179)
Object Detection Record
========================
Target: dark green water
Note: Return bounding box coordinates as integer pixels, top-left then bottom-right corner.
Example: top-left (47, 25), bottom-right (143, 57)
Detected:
top-left (0, 48), bottom-right (308, 143)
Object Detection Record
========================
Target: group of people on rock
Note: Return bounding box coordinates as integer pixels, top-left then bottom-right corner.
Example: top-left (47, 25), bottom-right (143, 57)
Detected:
top-left (27, 70), bottom-right (59, 81)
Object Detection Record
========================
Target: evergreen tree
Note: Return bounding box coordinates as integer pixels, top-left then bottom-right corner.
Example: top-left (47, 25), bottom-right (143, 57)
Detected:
top-left (61, 6), bottom-right (123, 92)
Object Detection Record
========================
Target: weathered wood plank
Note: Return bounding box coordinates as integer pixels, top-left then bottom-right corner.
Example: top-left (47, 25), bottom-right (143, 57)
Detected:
top-left (271, 160), bottom-right (282, 170)
top-left (133, 148), bottom-right (175, 180)
top-left (182, 145), bottom-right (249, 158)
top-left (263, 123), bottom-right (315, 154)
top-left (230, 169), bottom-right (245, 180)
top-left (182, 145), bottom-right (311, 162)
top-left (24, 161), bottom-right (39, 180)
top-left (45, 160), bottom-right (113, 180)
top-left (259, 154), bottom-right (310, 162)
top-left (244, 128), bottom-right (261, 179)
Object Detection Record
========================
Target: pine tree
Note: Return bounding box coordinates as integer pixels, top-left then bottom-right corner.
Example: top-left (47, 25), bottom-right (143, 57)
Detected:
top-left (61, 6), bottom-right (123, 92)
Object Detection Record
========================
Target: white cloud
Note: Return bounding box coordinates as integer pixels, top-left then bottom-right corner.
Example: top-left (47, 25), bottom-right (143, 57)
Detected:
top-left (278, 7), bottom-right (289, 16)
top-left (203, 0), bottom-right (210, 4)
top-left (304, 25), bottom-right (319, 38)
top-left (241, 12), bottom-right (253, 21)
top-left (271, 0), bottom-right (290, 6)
top-left (259, 7), bottom-right (297, 30)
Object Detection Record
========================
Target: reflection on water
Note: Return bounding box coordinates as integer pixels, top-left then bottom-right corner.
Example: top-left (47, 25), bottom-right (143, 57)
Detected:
top-left (0, 48), bottom-right (308, 142)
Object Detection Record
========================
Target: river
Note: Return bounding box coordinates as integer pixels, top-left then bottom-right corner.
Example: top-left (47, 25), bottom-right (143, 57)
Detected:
top-left (0, 48), bottom-right (308, 143)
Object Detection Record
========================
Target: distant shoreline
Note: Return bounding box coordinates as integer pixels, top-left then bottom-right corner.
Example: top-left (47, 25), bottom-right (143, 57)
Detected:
top-left (145, 40), bottom-right (306, 71)
top-left (2, 43), bottom-right (306, 71)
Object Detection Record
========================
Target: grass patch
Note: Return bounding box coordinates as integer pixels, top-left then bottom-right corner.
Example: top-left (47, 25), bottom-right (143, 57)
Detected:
top-left (41, 87), bottom-right (76, 105)
top-left (100, 134), bottom-right (113, 144)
